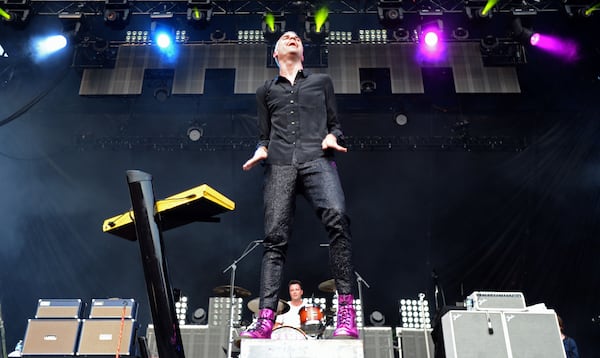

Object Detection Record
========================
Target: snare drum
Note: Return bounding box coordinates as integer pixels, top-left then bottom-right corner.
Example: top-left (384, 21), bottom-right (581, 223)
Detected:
top-left (299, 305), bottom-right (325, 336)
top-left (270, 326), bottom-right (307, 340)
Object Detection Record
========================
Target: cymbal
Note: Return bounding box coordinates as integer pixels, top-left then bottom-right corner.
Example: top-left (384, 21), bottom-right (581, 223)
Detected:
top-left (318, 279), bottom-right (336, 293)
top-left (212, 285), bottom-right (252, 298)
top-left (247, 298), bottom-right (290, 315)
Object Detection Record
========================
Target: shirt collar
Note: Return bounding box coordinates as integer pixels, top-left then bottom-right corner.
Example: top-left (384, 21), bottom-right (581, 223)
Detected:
top-left (275, 69), bottom-right (310, 83)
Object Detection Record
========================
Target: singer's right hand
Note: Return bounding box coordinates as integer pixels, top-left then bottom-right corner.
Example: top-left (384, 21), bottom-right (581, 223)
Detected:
top-left (242, 146), bottom-right (268, 171)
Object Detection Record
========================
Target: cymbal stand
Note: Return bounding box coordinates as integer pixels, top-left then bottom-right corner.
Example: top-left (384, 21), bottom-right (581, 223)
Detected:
top-left (354, 271), bottom-right (370, 338)
top-left (222, 240), bottom-right (263, 358)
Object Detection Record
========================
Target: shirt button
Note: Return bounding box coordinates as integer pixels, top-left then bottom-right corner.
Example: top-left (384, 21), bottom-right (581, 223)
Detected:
top-left (290, 100), bottom-right (294, 104)
top-left (291, 122), bottom-right (295, 124)
top-left (292, 131), bottom-right (295, 134)
top-left (290, 90), bottom-right (294, 94)
top-left (290, 111), bottom-right (294, 114)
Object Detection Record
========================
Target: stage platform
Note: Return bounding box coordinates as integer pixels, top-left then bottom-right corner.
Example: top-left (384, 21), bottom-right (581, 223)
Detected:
top-left (240, 338), bottom-right (364, 358)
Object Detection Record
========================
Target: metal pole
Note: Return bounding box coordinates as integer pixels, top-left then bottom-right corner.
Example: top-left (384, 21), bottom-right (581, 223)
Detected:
top-left (354, 271), bottom-right (370, 339)
top-left (126, 170), bottom-right (185, 358)
top-left (222, 240), bottom-right (263, 358)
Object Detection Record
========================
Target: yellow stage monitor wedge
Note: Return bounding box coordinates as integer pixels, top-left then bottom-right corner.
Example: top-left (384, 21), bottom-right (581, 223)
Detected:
top-left (103, 184), bottom-right (235, 240)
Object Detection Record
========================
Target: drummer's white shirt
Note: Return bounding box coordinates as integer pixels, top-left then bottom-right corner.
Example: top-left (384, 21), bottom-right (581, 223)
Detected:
top-left (275, 301), bottom-right (304, 328)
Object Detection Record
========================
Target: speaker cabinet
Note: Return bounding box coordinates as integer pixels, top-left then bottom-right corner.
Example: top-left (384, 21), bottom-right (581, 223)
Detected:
top-left (22, 319), bottom-right (81, 356)
top-left (442, 310), bottom-right (565, 358)
top-left (89, 299), bottom-right (137, 319)
top-left (76, 319), bottom-right (137, 356)
top-left (503, 311), bottom-right (566, 358)
top-left (396, 328), bottom-right (434, 358)
top-left (35, 299), bottom-right (83, 319)
top-left (146, 324), bottom-right (230, 358)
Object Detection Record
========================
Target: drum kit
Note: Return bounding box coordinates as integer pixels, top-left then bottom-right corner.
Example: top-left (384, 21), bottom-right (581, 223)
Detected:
top-left (215, 278), bottom-right (339, 340)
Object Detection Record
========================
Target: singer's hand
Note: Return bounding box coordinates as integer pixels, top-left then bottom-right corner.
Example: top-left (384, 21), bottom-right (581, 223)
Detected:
top-left (322, 134), bottom-right (347, 153)
top-left (243, 146), bottom-right (268, 171)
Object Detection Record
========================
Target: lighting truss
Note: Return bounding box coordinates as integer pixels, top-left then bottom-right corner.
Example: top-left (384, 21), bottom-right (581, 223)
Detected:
top-left (399, 294), bottom-right (431, 329)
top-left (27, 0), bottom-right (563, 17)
top-left (75, 135), bottom-right (529, 152)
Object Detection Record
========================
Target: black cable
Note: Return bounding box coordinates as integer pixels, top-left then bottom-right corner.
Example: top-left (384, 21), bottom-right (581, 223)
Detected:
top-left (0, 66), bottom-right (70, 127)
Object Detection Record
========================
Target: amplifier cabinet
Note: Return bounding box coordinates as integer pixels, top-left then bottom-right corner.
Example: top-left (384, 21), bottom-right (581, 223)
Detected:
top-left (146, 324), bottom-right (230, 358)
top-left (470, 292), bottom-right (526, 311)
top-left (442, 311), bottom-right (509, 358)
top-left (442, 310), bottom-right (566, 358)
top-left (89, 299), bottom-right (137, 319)
top-left (76, 319), bottom-right (137, 356)
top-left (35, 299), bottom-right (83, 319)
top-left (22, 319), bottom-right (81, 356)
top-left (502, 311), bottom-right (565, 358)
top-left (395, 328), bottom-right (434, 358)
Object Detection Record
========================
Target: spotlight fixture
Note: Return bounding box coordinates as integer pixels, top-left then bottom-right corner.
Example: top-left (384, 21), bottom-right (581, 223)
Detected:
top-left (187, 0), bottom-right (212, 26)
top-left (369, 311), bottom-right (386, 326)
top-left (480, 34), bottom-right (499, 52)
top-left (187, 125), bottom-right (203, 141)
top-left (480, 35), bottom-right (527, 66)
top-left (392, 28), bottom-right (410, 41)
top-left (452, 27), bottom-right (469, 40)
top-left (0, 0), bottom-right (32, 27)
top-left (304, 8), bottom-right (330, 43)
top-left (359, 29), bottom-right (388, 44)
top-left (565, 3), bottom-right (598, 17)
top-left (210, 29), bottom-right (226, 42)
top-left (418, 19), bottom-right (443, 48)
top-left (174, 290), bottom-right (188, 326)
top-left (465, 0), bottom-right (494, 19)
top-left (35, 12), bottom-right (83, 60)
top-left (360, 80), bottom-right (377, 93)
top-left (150, 12), bottom-right (179, 50)
top-left (377, 0), bottom-right (404, 28)
top-left (103, 0), bottom-right (130, 30)
top-left (191, 308), bottom-right (207, 324)
top-left (154, 86), bottom-right (170, 102)
top-left (399, 294), bottom-right (431, 329)
top-left (394, 113), bottom-right (408, 126)
top-left (58, 11), bottom-right (83, 36)
top-left (511, 17), bottom-right (539, 46)
top-left (261, 12), bottom-right (286, 44)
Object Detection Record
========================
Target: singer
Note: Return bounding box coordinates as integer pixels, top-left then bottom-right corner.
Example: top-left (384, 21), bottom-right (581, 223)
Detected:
top-left (240, 31), bottom-right (357, 340)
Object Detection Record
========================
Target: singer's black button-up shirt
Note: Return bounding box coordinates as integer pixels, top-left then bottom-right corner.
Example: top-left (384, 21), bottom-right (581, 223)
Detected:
top-left (255, 70), bottom-right (343, 165)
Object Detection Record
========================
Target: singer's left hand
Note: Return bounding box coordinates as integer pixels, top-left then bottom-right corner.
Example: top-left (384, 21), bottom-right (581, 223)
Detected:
top-left (322, 133), bottom-right (347, 152)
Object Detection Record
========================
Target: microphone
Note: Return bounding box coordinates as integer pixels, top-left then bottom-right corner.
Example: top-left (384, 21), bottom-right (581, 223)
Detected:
top-left (486, 313), bottom-right (494, 335)
top-left (319, 243), bottom-right (329, 247)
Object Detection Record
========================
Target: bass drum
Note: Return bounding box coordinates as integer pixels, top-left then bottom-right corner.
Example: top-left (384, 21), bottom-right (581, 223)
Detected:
top-left (299, 305), bottom-right (325, 336)
top-left (270, 326), bottom-right (308, 340)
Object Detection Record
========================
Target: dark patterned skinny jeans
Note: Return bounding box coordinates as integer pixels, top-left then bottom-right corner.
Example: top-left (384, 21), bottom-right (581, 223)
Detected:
top-left (259, 157), bottom-right (355, 311)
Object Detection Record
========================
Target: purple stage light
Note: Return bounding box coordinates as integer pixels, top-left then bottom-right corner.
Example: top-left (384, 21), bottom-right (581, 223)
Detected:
top-left (530, 33), bottom-right (540, 46)
top-left (533, 34), bottom-right (579, 62)
top-left (424, 31), bottom-right (439, 48)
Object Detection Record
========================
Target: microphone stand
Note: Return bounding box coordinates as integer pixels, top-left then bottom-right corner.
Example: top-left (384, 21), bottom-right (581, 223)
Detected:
top-left (222, 240), bottom-right (263, 358)
top-left (354, 271), bottom-right (370, 339)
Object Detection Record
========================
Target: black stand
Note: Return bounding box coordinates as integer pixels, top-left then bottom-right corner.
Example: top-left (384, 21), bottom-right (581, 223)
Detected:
top-left (354, 271), bottom-right (370, 338)
top-left (222, 240), bottom-right (263, 358)
top-left (126, 170), bottom-right (185, 358)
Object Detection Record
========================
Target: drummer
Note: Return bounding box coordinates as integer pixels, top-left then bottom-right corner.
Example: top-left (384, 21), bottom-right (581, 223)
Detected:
top-left (274, 280), bottom-right (305, 329)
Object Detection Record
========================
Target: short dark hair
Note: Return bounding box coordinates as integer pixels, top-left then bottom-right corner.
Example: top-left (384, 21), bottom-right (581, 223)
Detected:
top-left (288, 280), bottom-right (302, 288)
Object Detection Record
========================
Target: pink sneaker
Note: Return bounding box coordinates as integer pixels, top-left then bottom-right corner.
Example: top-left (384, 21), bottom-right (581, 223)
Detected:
top-left (240, 308), bottom-right (275, 339)
top-left (333, 294), bottom-right (359, 339)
